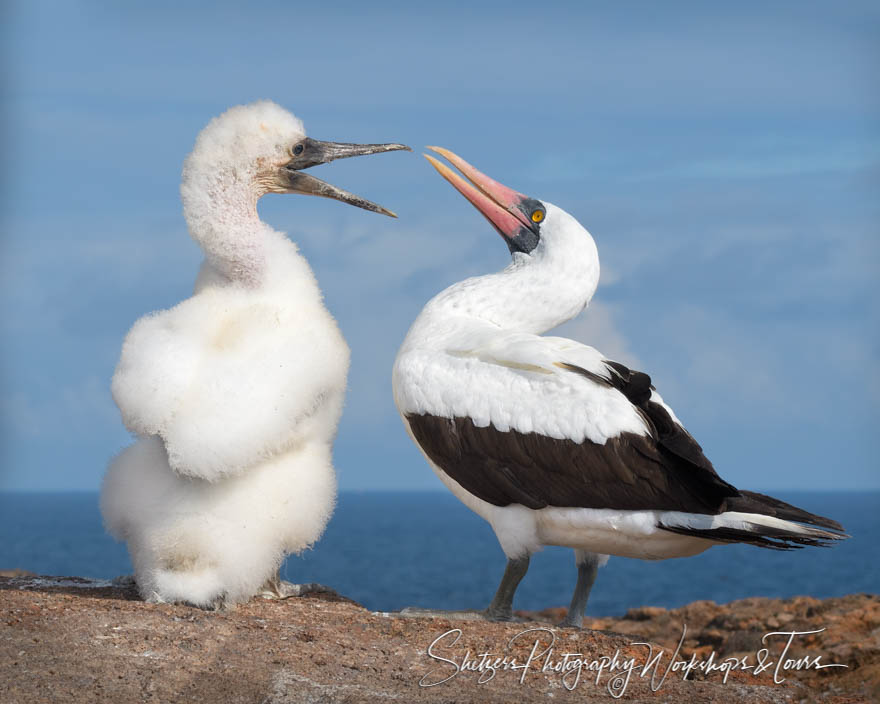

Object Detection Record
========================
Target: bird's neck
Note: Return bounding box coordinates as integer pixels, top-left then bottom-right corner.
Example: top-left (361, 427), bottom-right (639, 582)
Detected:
top-left (411, 253), bottom-right (598, 345)
top-left (182, 175), bottom-right (269, 285)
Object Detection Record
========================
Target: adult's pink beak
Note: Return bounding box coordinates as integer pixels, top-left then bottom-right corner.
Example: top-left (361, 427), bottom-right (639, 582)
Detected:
top-left (424, 146), bottom-right (544, 253)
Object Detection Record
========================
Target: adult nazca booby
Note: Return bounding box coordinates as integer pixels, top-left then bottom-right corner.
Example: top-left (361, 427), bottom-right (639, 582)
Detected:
top-left (392, 146), bottom-right (847, 627)
top-left (101, 101), bottom-right (409, 608)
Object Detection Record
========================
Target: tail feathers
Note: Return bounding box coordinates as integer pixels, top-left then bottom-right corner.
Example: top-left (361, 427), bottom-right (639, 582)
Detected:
top-left (725, 490), bottom-right (845, 533)
top-left (660, 498), bottom-right (849, 551)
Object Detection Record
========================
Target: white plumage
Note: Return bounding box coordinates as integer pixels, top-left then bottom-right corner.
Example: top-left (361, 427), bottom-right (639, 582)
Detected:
top-left (393, 147), bottom-right (846, 627)
top-left (396, 326), bottom-right (652, 444)
top-left (101, 101), bottom-right (406, 607)
top-left (393, 204), bottom-right (695, 562)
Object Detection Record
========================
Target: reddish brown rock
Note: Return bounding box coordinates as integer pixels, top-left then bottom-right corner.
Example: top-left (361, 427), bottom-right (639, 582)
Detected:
top-left (1, 575), bottom-right (875, 703)
top-left (525, 592), bottom-right (879, 702)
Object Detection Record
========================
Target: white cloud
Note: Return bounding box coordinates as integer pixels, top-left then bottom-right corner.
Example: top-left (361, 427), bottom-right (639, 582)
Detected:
top-left (551, 301), bottom-right (641, 369)
top-left (653, 305), bottom-right (783, 416)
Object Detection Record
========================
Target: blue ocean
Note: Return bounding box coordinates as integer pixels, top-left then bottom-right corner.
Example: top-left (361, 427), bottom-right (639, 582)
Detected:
top-left (1, 491), bottom-right (876, 617)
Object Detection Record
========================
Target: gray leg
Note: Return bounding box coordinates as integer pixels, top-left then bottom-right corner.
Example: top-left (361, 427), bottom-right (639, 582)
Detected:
top-left (484, 555), bottom-right (530, 621)
top-left (259, 569), bottom-right (339, 600)
top-left (394, 555), bottom-right (530, 622)
top-left (558, 551), bottom-right (601, 628)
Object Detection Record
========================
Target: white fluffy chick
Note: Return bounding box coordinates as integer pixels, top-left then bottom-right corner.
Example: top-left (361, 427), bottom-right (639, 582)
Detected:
top-left (101, 101), bottom-right (408, 608)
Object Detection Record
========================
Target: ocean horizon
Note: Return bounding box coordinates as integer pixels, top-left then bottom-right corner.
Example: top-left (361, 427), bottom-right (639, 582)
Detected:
top-left (1, 489), bottom-right (876, 618)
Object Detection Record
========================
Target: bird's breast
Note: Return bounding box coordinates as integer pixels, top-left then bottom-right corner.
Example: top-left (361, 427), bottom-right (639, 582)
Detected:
top-left (210, 304), bottom-right (281, 352)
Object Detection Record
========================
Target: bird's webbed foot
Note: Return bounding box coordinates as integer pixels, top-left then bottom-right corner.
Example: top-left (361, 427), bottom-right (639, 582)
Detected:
top-left (259, 577), bottom-right (339, 600)
top-left (194, 595), bottom-right (229, 611)
top-left (392, 606), bottom-right (526, 622)
top-left (556, 612), bottom-right (587, 629)
top-left (395, 607), bottom-right (486, 621)
top-left (482, 555), bottom-right (531, 622)
top-left (143, 588), bottom-right (228, 611)
top-left (482, 605), bottom-right (527, 623)
top-left (111, 574), bottom-right (138, 587)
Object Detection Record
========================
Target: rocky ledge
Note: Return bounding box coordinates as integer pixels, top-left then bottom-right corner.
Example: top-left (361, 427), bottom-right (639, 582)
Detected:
top-left (1, 575), bottom-right (876, 703)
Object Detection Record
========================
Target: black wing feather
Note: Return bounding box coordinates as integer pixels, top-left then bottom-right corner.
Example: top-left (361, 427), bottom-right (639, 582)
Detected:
top-left (564, 360), bottom-right (739, 499)
top-left (407, 413), bottom-right (732, 514)
top-left (406, 358), bottom-right (846, 541)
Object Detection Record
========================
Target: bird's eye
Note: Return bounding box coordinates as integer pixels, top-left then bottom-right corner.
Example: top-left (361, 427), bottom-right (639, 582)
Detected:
top-left (531, 209), bottom-right (545, 223)
top-left (293, 144), bottom-right (304, 155)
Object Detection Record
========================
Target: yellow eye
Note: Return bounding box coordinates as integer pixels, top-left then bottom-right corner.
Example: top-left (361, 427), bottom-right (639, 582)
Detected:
top-left (531, 209), bottom-right (544, 223)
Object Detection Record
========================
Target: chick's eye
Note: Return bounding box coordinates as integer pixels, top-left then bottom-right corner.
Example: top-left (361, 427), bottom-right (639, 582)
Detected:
top-left (293, 144), bottom-right (304, 155)
top-left (531, 209), bottom-right (545, 223)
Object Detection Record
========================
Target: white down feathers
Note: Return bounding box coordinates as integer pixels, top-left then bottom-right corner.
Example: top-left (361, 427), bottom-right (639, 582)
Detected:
top-left (101, 434), bottom-right (337, 605)
top-left (101, 102), bottom-right (351, 607)
top-left (111, 231), bottom-right (349, 481)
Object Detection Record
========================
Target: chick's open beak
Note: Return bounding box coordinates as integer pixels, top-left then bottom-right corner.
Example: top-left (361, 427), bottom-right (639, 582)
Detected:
top-left (283, 137), bottom-right (411, 217)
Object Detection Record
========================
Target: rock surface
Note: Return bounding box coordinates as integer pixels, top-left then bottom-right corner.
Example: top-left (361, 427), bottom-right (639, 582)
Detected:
top-left (1, 576), bottom-right (875, 703)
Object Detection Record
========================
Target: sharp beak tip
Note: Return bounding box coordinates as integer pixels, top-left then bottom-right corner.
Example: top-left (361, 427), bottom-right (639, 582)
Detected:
top-left (425, 145), bottom-right (455, 159)
top-left (422, 153), bottom-right (462, 190)
top-left (422, 152), bottom-right (445, 170)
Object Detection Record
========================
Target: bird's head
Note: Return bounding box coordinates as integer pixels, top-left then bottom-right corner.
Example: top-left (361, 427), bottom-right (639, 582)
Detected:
top-left (182, 100), bottom-right (410, 217)
top-left (424, 146), bottom-right (600, 300)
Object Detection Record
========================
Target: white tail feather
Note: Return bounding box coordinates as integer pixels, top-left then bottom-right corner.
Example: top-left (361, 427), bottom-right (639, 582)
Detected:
top-left (660, 510), bottom-right (846, 541)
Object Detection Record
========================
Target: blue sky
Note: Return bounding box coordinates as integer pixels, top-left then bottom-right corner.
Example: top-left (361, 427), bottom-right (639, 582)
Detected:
top-left (2, 1), bottom-right (878, 491)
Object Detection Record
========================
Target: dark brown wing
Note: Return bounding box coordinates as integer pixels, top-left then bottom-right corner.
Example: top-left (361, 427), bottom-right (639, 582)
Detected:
top-left (599, 360), bottom-right (731, 483)
top-left (406, 409), bottom-right (738, 514)
top-left (405, 356), bottom-right (849, 549)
